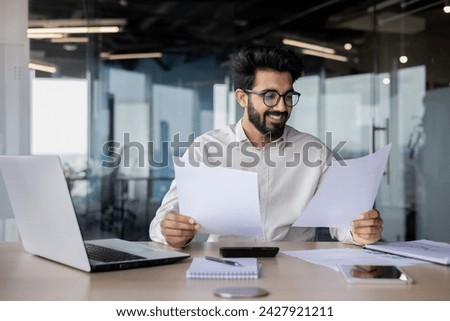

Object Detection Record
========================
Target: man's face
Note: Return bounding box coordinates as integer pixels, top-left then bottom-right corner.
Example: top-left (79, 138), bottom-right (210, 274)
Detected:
top-left (247, 96), bottom-right (288, 141)
top-left (243, 70), bottom-right (294, 142)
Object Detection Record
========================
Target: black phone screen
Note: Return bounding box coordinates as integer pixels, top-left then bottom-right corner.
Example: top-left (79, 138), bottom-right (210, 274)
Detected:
top-left (219, 247), bottom-right (279, 258)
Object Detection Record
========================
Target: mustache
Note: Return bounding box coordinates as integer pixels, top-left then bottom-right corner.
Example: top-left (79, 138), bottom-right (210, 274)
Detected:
top-left (265, 111), bottom-right (289, 118)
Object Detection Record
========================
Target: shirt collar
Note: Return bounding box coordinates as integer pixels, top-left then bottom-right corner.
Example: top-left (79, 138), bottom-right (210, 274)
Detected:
top-left (235, 118), bottom-right (249, 143)
top-left (236, 118), bottom-right (288, 146)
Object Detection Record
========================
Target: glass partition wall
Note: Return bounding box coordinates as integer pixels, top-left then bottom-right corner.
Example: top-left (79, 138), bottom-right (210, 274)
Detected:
top-left (28, 1), bottom-right (450, 242)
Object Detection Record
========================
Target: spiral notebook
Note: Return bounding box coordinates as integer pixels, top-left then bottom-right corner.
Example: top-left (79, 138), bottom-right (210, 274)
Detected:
top-left (186, 257), bottom-right (261, 279)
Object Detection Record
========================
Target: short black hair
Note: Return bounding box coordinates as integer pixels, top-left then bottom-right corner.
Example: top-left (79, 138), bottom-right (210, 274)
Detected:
top-left (231, 44), bottom-right (304, 90)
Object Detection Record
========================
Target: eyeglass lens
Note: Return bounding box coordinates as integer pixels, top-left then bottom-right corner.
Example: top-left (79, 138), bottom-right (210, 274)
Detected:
top-left (263, 91), bottom-right (300, 107)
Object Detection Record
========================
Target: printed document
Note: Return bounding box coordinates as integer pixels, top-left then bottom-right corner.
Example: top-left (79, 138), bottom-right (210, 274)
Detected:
top-left (293, 144), bottom-right (391, 228)
top-left (364, 239), bottom-right (450, 265)
top-left (174, 158), bottom-right (262, 235)
top-left (283, 248), bottom-right (428, 271)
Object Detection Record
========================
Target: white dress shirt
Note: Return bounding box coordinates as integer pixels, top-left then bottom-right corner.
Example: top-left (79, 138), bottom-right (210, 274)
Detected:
top-left (149, 119), bottom-right (354, 244)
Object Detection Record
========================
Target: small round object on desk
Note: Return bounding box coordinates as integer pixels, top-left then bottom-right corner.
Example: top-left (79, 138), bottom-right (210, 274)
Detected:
top-left (214, 286), bottom-right (269, 298)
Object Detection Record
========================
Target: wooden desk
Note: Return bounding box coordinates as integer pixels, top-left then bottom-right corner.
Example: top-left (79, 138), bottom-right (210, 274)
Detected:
top-left (1, 241), bottom-right (449, 301)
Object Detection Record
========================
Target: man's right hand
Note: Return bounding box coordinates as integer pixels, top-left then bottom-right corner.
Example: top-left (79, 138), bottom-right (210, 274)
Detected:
top-left (160, 212), bottom-right (200, 248)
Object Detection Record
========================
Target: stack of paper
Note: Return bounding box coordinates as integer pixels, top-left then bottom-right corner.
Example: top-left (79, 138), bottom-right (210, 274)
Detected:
top-left (364, 239), bottom-right (450, 265)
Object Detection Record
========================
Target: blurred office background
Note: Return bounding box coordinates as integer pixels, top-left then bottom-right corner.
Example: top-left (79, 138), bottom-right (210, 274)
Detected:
top-left (1, 0), bottom-right (449, 242)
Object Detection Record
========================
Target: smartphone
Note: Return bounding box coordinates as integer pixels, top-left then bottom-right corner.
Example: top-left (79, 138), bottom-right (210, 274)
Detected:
top-left (338, 264), bottom-right (414, 284)
top-left (219, 246), bottom-right (279, 258)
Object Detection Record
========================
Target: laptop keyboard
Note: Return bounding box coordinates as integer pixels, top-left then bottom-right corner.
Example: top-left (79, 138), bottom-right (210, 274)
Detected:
top-left (85, 243), bottom-right (146, 262)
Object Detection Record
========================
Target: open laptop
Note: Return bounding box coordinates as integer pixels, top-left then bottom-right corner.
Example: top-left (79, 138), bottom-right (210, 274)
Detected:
top-left (0, 155), bottom-right (190, 272)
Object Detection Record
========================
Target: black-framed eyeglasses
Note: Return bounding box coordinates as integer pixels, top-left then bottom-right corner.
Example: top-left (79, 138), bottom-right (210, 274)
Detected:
top-left (244, 89), bottom-right (301, 107)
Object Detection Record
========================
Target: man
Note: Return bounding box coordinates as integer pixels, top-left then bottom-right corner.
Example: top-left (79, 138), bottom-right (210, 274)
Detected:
top-left (149, 45), bottom-right (383, 248)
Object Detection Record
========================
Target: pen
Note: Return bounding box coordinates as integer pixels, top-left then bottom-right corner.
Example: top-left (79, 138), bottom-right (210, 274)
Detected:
top-left (205, 256), bottom-right (243, 267)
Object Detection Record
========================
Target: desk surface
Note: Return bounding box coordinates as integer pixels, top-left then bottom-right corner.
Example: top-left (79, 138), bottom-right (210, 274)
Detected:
top-left (1, 241), bottom-right (449, 301)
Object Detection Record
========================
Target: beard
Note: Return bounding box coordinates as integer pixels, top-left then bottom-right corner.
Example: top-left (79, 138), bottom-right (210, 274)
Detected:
top-left (247, 100), bottom-right (288, 141)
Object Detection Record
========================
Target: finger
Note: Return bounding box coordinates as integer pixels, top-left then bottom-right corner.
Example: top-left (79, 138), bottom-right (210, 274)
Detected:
top-left (358, 265), bottom-right (375, 272)
top-left (162, 212), bottom-right (200, 231)
top-left (353, 223), bottom-right (382, 235)
top-left (352, 218), bottom-right (382, 229)
top-left (165, 235), bottom-right (193, 248)
top-left (351, 217), bottom-right (383, 244)
top-left (353, 224), bottom-right (383, 235)
top-left (165, 212), bottom-right (196, 224)
top-left (350, 269), bottom-right (374, 278)
top-left (358, 209), bottom-right (380, 220)
top-left (161, 218), bottom-right (199, 232)
top-left (162, 226), bottom-right (197, 238)
top-left (160, 212), bottom-right (200, 248)
top-left (161, 224), bottom-right (198, 248)
top-left (353, 231), bottom-right (382, 243)
top-left (352, 213), bottom-right (383, 228)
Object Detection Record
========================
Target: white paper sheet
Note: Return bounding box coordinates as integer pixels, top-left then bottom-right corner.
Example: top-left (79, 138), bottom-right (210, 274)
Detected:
top-left (283, 248), bottom-right (428, 271)
top-left (174, 159), bottom-right (262, 235)
top-left (293, 144), bottom-right (392, 228)
top-left (365, 239), bottom-right (450, 265)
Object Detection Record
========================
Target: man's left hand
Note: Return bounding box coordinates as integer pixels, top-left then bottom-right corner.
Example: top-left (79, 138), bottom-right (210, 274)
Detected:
top-left (351, 209), bottom-right (383, 245)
